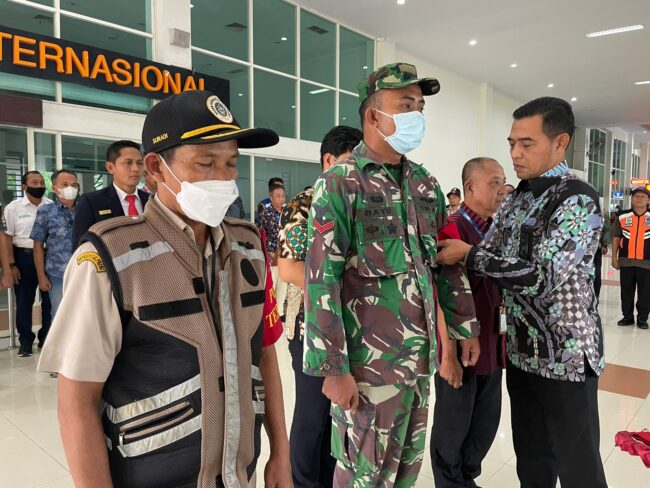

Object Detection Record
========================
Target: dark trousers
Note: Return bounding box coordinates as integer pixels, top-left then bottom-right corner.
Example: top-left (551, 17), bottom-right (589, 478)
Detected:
top-left (594, 248), bottom-right (602, 298)
top-left (506, 363), bottom-right (607, 488)
top-left (430, 369), bottom-right (502, 488)
top-left (14, 247), bottom-right (51, 347)
top-left (288, 339), bottom-right (336, 488)
top-left (620, 265), bottom-right (650, 322)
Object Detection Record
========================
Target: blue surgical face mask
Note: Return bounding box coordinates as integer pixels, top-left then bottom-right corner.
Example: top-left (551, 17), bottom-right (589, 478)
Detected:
top-left (375, 109), bottom-right (426, 155)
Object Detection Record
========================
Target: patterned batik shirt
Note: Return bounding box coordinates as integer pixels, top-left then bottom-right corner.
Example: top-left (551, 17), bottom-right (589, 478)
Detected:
top-left (466, 162), bottom-right (605, 382)
top-left (30, 201), bottom-right (75, 278)
top-left (255, 205), bottom-right (282, 256)
top-left (278, 188), bottom-right (313, 341)
top-left (304, 142), bottom-right (478, 387)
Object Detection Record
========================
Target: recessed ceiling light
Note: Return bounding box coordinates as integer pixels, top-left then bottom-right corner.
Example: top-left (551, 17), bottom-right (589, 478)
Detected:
top-left (571, 97), bottom-right (577, 102)
top-left (635, 80), bottom-right (650, 85)
top-left (397, 0), bottom-right (406, 5)
top-left (309, 88), bottom-right (329, 95)
top-left (547, 83), bottom-right (554, 88)
top-left (291, 105), bottom-right (296, 109)
top-left (342, 116), bottom-right (347, 120)
top-left (468, 39), bottom-right (477, 46)
top-left (238, 93), bottom-right (243, 97)
top-left (510, 63), bottom-right (518, 68)
top-left (362, 65), bottom-right (368, 70)
top-left (281, 36), bottom-right (288, 41)
top-left (586, 24), bottom-right (644, 38)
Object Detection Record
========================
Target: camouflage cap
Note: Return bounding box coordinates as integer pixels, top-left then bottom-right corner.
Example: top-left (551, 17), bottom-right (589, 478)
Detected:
top-left (357, 62), bottom-right (441, 102)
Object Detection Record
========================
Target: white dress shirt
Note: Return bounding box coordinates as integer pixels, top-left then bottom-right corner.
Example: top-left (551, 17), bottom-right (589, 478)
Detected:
top-left (3, 195), bottom-right (54, 249)
top-left (113, 184), bottom-right (144, 216)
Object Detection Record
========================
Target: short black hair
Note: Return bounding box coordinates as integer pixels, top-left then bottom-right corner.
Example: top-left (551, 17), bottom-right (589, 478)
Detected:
top-left (157, 147), bottom-right (177, 164)
top-left (358, 91), bottom-right (381, 127)
top-left (106, 140), bottom-right (142, 163)
top-left (513, 97), bottom-right (575, 142)
top-left (268, 177), bottom-right (284, 189)
top-left (461, 157), bottom-right (498, 185)
top-left (320, 125), bottom-right (363, 167)
top-left (269, 183), bottom-right (284, 194)
top-left (51, 169), bottom-right (77, 184)
top-left (21, 171), bottom-right (42, 185)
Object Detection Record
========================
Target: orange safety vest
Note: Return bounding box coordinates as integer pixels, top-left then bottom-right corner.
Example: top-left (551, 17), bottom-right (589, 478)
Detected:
top-left (618, 209), bottom-right (650, 260)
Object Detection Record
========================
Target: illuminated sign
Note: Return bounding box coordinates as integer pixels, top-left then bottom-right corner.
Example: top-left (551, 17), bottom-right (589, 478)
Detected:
top-left (631, 178), bottom-right (650, 186)
top-left (612, 192), bottom-right (624, 199)
top-left (0, 25), bottom-right (229, 102)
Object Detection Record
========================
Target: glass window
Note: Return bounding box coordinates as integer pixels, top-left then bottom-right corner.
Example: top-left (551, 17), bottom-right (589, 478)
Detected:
top-left (254, 70), bottom-right (295, 138)
top-left (339, 93), bottom-right (361, 130)
top-left (339, 27), bottom-right (374, 93)
top-left (60, 0), bottom-right (151, 32)
top-left (253, 0), bottom-right (295, 75)
top-left (192, 52), bottom-right (249, 127)
top-left (59, 16), bottom-right (152, 112)
top-left (0, 1), bottom-right (56, 99)
top-left (235, 155), bottom-right (251, 220)
top-left (0, 126), bottom-right (27, 205)
top-left (35, 132), bottom-right (56, 196)
top-left (254, 157), bottom-right (321, 208)
top-left (300, 10), bottom-right (335, 87)
top-left (300, 82), bottom-right (334, 143)
top-left (62, 135), bottom-right (113, 193)
top-left (191, 0), bottom-right (248, 61)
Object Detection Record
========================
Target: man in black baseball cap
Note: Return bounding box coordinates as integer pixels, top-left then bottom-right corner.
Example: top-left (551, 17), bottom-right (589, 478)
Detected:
top-left (446, 187), bottom-right (462, 216)
top-left (41, 90), bottom-right (292, 487)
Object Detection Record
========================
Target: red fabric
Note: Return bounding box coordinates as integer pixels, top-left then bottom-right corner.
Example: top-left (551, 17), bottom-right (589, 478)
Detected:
top-left (259, 229), bottom-right (282, 347)
top-left (438, 221), bottom-right (462, 241)
top-left (615, 430), bottom-right (650, 468)
top-left (125, 194), bottom-right (139, 216)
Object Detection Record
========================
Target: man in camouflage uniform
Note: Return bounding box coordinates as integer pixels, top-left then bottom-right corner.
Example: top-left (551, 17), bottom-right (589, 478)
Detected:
top-left (304, 63), bottom-right (480, 487)
top-left (278, 125), bottom-right (362, 488)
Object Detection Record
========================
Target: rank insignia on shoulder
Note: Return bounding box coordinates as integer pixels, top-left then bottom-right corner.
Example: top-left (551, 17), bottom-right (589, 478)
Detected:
top-left (99, 209), bottom-right (112, 215)
top-left (313, 219), bottom-right (335, 233)
top-left (77, 252), bottom-right (106, 273)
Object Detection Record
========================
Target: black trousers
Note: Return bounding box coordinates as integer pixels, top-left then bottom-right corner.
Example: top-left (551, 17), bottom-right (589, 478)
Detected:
top-left (620, 265), bottom-right (650, 322)
top-left (430, 369), bottom-right (502, 488)
top-left (506, 364), bottom-right (607, 488)
top-left (288, 339), bottom-right (336, 488)
top-left (14, 247), bottom-right (51, 347)
top-left (594, 248), bottom-right (602, 298)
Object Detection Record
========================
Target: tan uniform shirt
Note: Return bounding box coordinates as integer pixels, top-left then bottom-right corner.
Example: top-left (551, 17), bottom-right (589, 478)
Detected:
top-left (37, 195), bottom-right (223, 382)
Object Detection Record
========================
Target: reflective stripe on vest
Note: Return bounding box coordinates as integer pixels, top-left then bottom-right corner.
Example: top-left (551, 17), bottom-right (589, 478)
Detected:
top-left (619, 211), bottom-right (650, 260)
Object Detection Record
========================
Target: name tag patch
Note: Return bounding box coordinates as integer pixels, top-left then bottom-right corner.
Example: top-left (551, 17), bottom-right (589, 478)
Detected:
top-left (77, 252), bottom-right (106, 273)
top-left (99, 209), bottom-right (112, 216)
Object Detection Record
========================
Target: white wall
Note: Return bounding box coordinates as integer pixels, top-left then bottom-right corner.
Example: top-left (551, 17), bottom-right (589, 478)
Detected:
top-left (389, 48), bottom-right (521, 192)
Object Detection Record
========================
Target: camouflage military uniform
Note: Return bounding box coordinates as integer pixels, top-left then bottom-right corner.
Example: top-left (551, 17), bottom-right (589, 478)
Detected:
top-left (304, 137), bottom-right (478, 486)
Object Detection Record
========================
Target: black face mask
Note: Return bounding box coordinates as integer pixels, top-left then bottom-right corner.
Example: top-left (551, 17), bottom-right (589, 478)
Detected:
top-left (26, 187), bottom-right (46, 199)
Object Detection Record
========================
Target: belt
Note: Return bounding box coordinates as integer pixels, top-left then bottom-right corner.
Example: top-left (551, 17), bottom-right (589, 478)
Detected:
top-left (14, 247), bottom-right (33, 254)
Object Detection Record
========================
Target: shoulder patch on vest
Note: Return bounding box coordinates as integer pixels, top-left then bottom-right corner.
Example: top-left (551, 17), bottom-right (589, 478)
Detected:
top-left (77, 252), bottom-right (106, 273)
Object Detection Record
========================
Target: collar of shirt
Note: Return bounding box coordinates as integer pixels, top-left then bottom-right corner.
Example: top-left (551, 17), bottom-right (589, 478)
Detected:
top-left (153, 195), bottom-right (223, 259)
top-left (113, 183), bottom-right (141, 203)
top-left (517, 161), bottom-right (569, 198)
top-left (353, 141), bottom-right (409, 170)
top-left (459, 202), bottom-right (492, 234)
top-left (21, 195), bottom-right (52, 208)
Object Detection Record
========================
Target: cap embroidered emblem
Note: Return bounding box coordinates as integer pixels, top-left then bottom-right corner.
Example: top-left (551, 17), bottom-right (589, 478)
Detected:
top-left (206, 95), bottom-right (233, 124)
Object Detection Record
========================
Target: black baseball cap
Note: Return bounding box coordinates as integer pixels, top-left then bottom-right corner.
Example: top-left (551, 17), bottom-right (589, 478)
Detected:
top-left (142, 90), bottom-right (279, 153)
top-left (631, 187), bottom-right (650, 197)
top-left (447, 187), bottom-right (461, 197)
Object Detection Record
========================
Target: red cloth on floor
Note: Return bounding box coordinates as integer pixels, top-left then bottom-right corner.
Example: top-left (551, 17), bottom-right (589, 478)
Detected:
top-left (615, 430), bottom-right (650, 468)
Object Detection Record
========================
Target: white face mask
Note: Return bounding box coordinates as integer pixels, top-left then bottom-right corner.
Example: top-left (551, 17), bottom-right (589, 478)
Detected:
top-left (160, 156), bottom-right (239, 227)
top-left (58, 186), bottom-right (79, 201)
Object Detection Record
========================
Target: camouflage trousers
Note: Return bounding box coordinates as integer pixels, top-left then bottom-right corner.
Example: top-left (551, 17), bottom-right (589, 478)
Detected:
top-left (330, 377), bottom-right (431, 488)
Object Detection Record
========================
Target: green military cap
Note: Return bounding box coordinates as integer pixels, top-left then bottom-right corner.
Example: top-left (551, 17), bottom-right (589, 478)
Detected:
top-left (357, 62), bottom-right (441, 102)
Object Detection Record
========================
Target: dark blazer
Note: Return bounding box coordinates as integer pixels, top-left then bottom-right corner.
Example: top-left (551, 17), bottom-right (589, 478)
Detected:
top-left (72, 185), bottom-right (149, 248)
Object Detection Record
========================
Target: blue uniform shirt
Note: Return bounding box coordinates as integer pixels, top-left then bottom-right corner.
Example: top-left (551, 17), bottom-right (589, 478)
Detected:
top-left (30, 201), bottom-right (75, 278)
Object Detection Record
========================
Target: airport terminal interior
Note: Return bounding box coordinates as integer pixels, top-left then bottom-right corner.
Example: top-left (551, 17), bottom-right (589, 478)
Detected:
top-left (0, 0), bottom-right (649, 487)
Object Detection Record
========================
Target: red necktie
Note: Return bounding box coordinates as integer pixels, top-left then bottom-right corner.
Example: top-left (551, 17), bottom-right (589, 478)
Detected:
top-left (125, 194), bottom-right (139, 216)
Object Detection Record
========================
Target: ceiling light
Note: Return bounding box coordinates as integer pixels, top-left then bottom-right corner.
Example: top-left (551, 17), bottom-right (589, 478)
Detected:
top-left (586, 24), bottom-right (643, 38)
top-left (635, 80), bottom-right (650, 85)
top-left (571, 97), bottom-right (577, 102)
top-left (291, 105), bottom-right (296, 109)
top-left (397, 0), bottom-right (406, 5)
top-left (362, 65), bottom-right (368, 70)
top-left (309, 88), bottom-right (329, 95)
top-left (468, 39), bottom-right (477, 46)
top-left (238, 93), bottom-right (243, 97)
top-left (190, 4), bottom-right (194, 7)
top-left (342, 117), bottom-right (347, 120)
top-left (281, 36), bottom-right (288, 41)
top-left (547, 83), bottom-right (554, 88)
top-left (510, 63), bottom-right (518, 68)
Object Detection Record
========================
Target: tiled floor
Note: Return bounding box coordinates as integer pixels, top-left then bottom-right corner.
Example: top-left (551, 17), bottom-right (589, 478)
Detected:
top-left (1, 260), bottom-right (649, 487)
